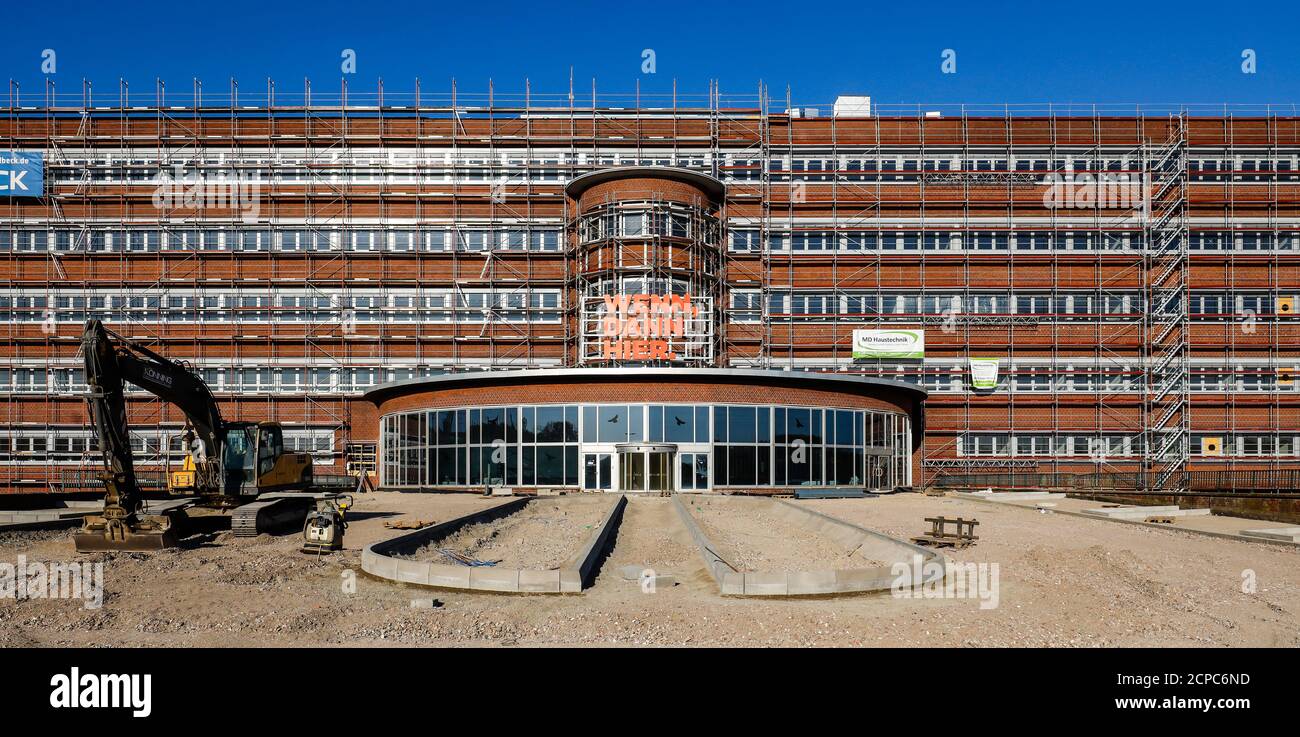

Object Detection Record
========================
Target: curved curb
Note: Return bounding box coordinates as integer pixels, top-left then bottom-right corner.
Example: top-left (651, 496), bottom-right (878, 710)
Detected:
top-left (361, 495), bottom-right (626, 594)
top-left (673, 495), bottom-right (946, 597)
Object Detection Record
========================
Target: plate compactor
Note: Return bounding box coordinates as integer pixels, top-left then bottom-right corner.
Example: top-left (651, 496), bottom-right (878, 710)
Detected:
top-left (302, 494), bottom-right (352, 554)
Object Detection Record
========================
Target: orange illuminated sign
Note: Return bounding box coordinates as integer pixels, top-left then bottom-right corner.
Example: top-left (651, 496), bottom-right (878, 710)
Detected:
top-left (598, 294), bottom-right (700, 361)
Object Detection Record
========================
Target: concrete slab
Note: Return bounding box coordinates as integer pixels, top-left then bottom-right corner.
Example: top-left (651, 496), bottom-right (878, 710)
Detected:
top-left (470, 567), bottom-right (521, 592)
top-left (517, 569), bottom-right (563, 593)
top-left (953, 491), bottom-right (1067, 502)
top-left (1082, 506), bottom-right (1211, 520)
top-left (0, 502), bottom-right (110, 531)
top-left (393, 560), bottom-right (431, 586)
top-left (427, 566), bottom-right (473, 589)
top-left (1240, 527), bottom-right (1300, 543)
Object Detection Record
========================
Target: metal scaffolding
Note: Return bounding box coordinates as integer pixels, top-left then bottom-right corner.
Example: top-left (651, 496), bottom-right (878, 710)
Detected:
top-left (1, 83), bottom-right (1297, 492)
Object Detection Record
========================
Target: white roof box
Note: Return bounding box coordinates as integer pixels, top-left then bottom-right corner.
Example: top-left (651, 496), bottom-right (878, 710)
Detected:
top-left (833, 95), bottom-right (872, 117)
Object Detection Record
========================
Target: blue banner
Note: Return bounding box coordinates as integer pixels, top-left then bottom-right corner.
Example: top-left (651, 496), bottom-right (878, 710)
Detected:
top-left (0, 151), bottom-right (44, 197)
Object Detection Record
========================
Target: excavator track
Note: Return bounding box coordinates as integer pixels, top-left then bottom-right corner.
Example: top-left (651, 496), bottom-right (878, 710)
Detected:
top-left (231, 494), bottom-right (325, 537)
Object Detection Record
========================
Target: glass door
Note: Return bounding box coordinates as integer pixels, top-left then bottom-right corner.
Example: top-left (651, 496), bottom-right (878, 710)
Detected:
top-left (615, 444), bottom-right (678, 493)
top-left (620, 451), bottom-right (646, 491)
top-left (867, 454), bottom-right (887, 489)
top-left (647, 452), bottom-right (673, 492)
top-left (583, 453), bottom-right (612, 491)
top-left (679, 452), bottom-right (709, 491)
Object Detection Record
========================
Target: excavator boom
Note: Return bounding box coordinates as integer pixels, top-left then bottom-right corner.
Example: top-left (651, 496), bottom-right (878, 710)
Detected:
top-left (76, 320), bottom-right (226, 552)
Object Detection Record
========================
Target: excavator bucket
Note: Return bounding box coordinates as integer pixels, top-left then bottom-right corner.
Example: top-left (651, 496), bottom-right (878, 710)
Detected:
top-left (73, 514), bottom-right (181, 553)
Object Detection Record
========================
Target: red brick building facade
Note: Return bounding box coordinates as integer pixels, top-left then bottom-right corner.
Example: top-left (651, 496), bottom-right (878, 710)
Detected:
top-left (1, 87), bottom-right (1297, 494)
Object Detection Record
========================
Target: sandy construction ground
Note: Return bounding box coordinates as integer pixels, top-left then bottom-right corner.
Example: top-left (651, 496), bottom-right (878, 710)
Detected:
top-left (0, 490), bottom-right (1298, 647)
top-left (684, 496), bottom-right (876, 570)
top-left (409, 496), bottom-right (611, 569)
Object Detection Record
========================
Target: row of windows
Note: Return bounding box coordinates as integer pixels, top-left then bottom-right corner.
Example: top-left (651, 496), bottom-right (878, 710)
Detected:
top-left (6, 364), bottom-right (1295, 397)
top-left (0, 428), bottom-right (333, 463)
top-left (742, 365), bottom-right (1300, 395)
top-left (47, 152), bottom-right (709, 176)
top-left (919, 369), bottom-right (1299, 394)
top-left (961, 434), bottom-right (1140, 458)
top-left (6, 226), bottom-right (1300, 256)
top-left (733, 292), bottom-right (1297, 319)
top-left (959, 433), bottom-right (1300, 458)
top-left (1, 289), bottom-right (564, 325)
top-left (1194, 434), bottom-right (1300, 457)
top-left (729, 230), bottom-right (1300, 253)
top-left (57, 169), bottom-right (570, 184)
top-left (44, 162), bottom-right (1300, 186)
top-left (0, 228), bottom-right (562, 254)
top-left (710, 406), bottom-right (910, 488)
top-left (47, 164), bottom-right (1300, 188)
top-left (17, 294), bottom-right (1289, 326)
top-left (41, 149), bottom-right (1300, 187)
top-left (576, 205), bottom-right (720, 245)
top-left (51, 149), bottom-right (1300, 169)
top-left (0, 366), bottom-right (447, 395)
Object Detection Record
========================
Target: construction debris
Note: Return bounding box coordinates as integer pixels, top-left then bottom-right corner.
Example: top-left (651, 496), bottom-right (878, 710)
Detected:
top-left (434, 548), bottom-right (500, 567)
top-left (384, 519), bottom-right (434, 530)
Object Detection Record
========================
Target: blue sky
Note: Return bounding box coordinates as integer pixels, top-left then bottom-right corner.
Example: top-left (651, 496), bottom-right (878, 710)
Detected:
top-left (3, 0), bottom-right (1299, 108)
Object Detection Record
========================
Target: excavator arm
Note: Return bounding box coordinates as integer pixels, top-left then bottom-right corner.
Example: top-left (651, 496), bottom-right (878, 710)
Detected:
top-left (77, 319), bottom-right (225, 551)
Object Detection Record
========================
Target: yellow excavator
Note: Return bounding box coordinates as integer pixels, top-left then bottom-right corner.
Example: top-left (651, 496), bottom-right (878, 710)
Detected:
top-left (75, 320), bottom-right (347, 552)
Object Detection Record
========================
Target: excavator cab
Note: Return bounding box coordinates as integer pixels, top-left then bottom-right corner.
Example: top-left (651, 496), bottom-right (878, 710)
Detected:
top-left (167, 422), bottom-right (311, 499)
top-left (224, 422), bottom-right (312, 496)
top-left (221, 423), bottom-right (259, 494)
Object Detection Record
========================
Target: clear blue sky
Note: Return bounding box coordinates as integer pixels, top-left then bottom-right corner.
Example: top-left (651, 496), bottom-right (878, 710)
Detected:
top-left (3, 0), bottom-right (1299, 108)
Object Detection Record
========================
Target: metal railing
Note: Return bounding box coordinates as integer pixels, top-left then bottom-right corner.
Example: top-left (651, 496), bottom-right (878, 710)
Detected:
top-left (54, 468), bottom-right (168, 491)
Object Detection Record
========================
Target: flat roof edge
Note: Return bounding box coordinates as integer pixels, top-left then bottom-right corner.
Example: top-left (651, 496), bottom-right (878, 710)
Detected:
top-left (564, 166), bottom-right (726, 201)
top-left (364, 367), bottom-right (927, 404)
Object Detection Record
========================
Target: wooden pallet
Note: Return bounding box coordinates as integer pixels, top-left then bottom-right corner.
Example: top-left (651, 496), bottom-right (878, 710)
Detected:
top-left (911, 516), bottom-right (980, 548)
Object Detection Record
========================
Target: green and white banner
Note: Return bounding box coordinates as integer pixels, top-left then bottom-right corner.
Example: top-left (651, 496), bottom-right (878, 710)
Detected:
top-left (969, 357), bottom-right (1000, 390)
top-left (852, 329), bottom-right (925, 359)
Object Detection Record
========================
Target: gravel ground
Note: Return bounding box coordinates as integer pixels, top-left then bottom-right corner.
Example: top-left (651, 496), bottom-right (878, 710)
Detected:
top-left (412, 496), bottom-right (610, 570)
top-left (599, 496), bottom-right (700, 576)
top-left (1, 490), bottom-right (1298, 647)
top-left (684, 496), bottom-right (862, 571)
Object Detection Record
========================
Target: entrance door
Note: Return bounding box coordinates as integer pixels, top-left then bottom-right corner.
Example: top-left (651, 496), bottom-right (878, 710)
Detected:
top-left (615, 444), bottom-right (677, 493)
top-left (583, 453), bottom-right (612, 491)
top-left (679, 452), bottom-right (709, 491)
top-left (867, 455), bottom-right (887, 490)
top-left (647, 451), bottom-right (672, 492)
top-left (620, 451), bottom-right (646, 491)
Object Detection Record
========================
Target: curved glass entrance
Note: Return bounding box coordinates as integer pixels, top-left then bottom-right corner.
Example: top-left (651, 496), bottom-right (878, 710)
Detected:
top-left (380, 402), bottom-right (913, 492)
top-left (616, 443), bottom-right (676, 492)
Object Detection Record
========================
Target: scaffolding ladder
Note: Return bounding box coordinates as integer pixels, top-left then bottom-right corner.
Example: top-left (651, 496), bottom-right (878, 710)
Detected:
top-left (1143, 114), bottom-right (1191, 493)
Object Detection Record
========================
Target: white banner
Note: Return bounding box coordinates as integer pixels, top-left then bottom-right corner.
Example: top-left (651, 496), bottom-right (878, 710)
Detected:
top-left (852, 329), bottom-right (925, 359)
top-left (969, 357), bottom-right (1000, 390)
